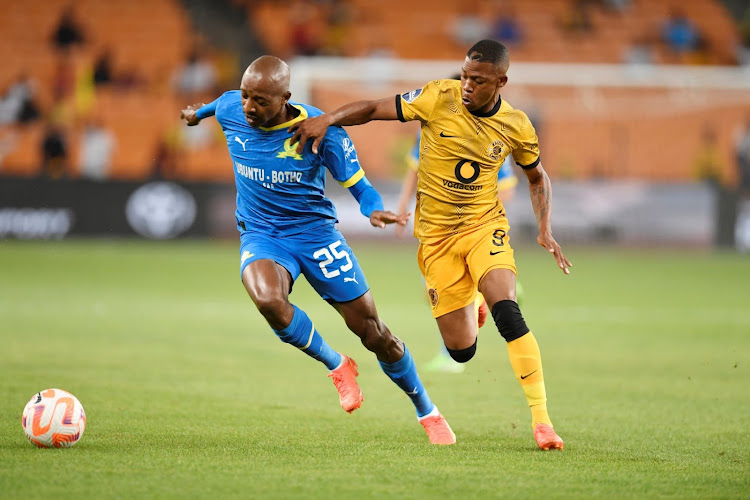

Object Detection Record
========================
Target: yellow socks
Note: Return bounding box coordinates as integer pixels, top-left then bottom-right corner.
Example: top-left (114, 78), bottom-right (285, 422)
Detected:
top-left (506, 331), bottom-right (552, 428)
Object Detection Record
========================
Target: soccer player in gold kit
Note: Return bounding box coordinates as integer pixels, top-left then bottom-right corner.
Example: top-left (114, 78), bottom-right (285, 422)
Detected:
top-left (290, 39), bottom-right (570, 450)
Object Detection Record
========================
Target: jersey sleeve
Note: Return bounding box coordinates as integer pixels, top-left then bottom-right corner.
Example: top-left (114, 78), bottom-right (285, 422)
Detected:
top-left (318, 126), bottom-right (365, 188)
top-left (196, 97), bottom-right (220, 120)
top-left (395, 80), bottom-right (443, 123)
top-left (512, 112), bottom-right (541, 169)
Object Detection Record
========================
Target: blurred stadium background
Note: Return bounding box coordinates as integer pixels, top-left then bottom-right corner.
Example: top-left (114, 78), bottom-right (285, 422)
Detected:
top-left (1, 0), bottom-right (750, 249)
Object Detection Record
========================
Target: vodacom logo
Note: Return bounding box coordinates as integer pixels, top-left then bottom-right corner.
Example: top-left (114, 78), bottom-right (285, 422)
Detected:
top-left (454, 159), bottom-right (481, 184)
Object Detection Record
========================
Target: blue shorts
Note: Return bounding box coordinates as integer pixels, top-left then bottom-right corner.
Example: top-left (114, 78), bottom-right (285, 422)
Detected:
top-left (239, 225), bottom-right (370, 303)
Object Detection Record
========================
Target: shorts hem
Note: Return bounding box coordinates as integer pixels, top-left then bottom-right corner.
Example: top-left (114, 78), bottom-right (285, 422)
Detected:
top-left (432, 295), bottom-right (477, 319)
top-left (477, 264), bottom-right (517, 287)
top-left (240, 257), bottom-right (296, 283)
top-left (325, 288), bottom-right (370, 305)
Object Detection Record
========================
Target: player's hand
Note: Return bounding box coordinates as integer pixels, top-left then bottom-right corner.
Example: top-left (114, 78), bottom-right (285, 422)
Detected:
top-left (288, 114), bottom-right (331, 154)
top-left (394, 210), bottom-right (411, 238)
top-left (395, 219), bottom-right (409, 238)
top-left (180, 103), bottom-right (205, 126)
top-left (370, 210), bottom-right (410, 229)
top-left (537, 232), bottom-right (571, 275)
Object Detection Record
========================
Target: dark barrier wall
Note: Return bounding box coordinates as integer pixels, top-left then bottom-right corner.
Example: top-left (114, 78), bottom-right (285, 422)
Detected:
top-left (0, 178), bottom-right (237, 239)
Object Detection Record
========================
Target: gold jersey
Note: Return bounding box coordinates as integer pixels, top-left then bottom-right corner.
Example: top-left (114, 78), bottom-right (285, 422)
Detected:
top-left (396, 79), bottom-right (540, 239)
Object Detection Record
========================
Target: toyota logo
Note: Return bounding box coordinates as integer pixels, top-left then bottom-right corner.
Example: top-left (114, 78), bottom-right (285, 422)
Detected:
top-left (126, 182), bottom-right (197, 239)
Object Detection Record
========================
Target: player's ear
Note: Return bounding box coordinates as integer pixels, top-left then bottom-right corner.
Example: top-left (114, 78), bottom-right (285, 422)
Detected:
top-left (498, 75), bottom-right (508, 89)
top-left (283, 91), bottom-right (292, 104)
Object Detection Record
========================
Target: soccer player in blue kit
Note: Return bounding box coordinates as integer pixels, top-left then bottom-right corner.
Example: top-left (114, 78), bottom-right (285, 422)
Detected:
top-left (180, 55), bottom-right (455, 445)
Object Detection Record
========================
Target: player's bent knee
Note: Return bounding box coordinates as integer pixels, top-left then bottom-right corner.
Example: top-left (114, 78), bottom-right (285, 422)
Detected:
top-left (254, 296), bottom-right (289, 328)
top-left (491, 300), bottom-right (530, 342)
top-left (447, 338), bottom-right (477, 363)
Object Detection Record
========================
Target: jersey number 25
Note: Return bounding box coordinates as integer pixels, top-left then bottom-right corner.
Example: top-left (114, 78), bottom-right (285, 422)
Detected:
top-left (313, 241), bottom-right (353, 279)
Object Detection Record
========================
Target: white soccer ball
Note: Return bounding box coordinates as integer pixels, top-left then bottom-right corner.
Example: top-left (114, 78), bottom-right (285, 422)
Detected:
top-left (21, 388), bottom-right (86, 448)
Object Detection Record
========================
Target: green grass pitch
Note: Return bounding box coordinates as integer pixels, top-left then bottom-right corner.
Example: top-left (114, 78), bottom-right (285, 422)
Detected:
top-left (1, 239), bottom-right (748, 498)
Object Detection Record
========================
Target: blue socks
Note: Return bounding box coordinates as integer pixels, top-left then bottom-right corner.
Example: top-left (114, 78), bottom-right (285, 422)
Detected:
top-left (274, 307), bottom-right (434, 418)
top-left (273, 305), bottom-right (342, 370)
top-left (379, 346), bottom-right (435, 418)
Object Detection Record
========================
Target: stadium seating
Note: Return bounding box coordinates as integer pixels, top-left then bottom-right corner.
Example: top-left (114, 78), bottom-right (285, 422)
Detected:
top-left (0, 0), bottom-right (218, 180)
top-left (0, 0), bottom-right (745, 183)
top-left (247, 0), bottom-right (737, 64)
top-left (246, 0), bottom-right (739, 64)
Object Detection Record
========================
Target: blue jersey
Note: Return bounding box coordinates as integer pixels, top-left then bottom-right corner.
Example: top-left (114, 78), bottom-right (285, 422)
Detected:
top-left (200, 91), bottom-right (365, 236)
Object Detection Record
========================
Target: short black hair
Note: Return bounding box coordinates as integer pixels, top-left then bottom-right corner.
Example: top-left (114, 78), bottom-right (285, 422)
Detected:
top-left (466, 39), bottom-right (509, 67)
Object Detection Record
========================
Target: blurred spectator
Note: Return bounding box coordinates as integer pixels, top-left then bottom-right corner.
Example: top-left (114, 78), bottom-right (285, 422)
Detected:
top-left (74, 59), bottom-right (97, 118)
top-left (172, 49), bottom-right (217, 95)
top-left (693, 125), bottom-right (724, 186)
top-left (735, 5), bottom-right (750, 66)
top-left (601, 0), bottom-right (630, 14)
top-left (52, 55), bottom-right (76, 101)
top-left (492, 8), bottom-right (523, 47)
top-left (114, 67), bottom-right (145, 91)
top-left (93, 49), bottom-right (113, 87)
top-left (0, 74), bottom-right (40, 126)
top-left (321, 0), bottom-right (352, 56)
top-left (51, 6), bottom-right (85, 51)
top-left (623, 33), bottom-right (656, 65)
top-left (40, 123), bottom-right (69, 179)
top-left (661, 9), bottom-right (699, 57)
top-left (289, 0), bottom-right (320, 56)
top-left (682, 37), bottom-right (714, 66)
top-left (451, 3), bottom-right (491, 47)
top-left (151, 139), bottom-right (177, 180)
top-left (561, 0), bottom-right (594, 35)
top-left (734, 118), bottom-right (750, 194)
top-left (78, 118), bottom-right (116, 181)
top-left (93, 49), bottom-right (146, 90)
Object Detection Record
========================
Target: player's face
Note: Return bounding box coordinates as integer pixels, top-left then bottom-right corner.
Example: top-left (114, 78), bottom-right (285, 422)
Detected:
top-left (240, 77), bottom-right (289, 128)
top-left (460, 59), bottom-right (507, 114)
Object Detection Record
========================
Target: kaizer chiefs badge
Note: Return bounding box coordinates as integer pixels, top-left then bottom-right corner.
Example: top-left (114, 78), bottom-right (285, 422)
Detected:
top-left (488, 140), bottom-right (506, 160)
top-left (428, 288), bottom-right (439, 308)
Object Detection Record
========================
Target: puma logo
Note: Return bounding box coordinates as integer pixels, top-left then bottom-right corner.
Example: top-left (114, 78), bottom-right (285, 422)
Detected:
top-left (343, 273), bottom-right (358, 284)
top-left (235, 136), bottom-right (249, 151)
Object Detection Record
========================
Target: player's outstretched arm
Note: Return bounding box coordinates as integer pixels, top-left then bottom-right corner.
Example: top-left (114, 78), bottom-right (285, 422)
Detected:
top-left (346, 176), bottom-right (410, 229)
top-left (180, 99), bottom-right (218, 126)
top-left (524, 163), bottom-right (572, 275)
top-left (289, 97), bottom-right (398, 154)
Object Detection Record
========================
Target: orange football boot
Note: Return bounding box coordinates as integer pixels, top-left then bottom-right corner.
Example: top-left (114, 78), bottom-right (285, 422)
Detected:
top-left (533, 423), bottom-right (564, 450)
top-left (477, 299), bottom-right (489, 328)
top-left (419, 410), bottom-right (456, 445)
top-left (327, 355), bottom-right (363, 413)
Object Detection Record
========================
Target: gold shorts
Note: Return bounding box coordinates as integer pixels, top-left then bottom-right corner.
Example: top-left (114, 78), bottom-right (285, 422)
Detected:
top-left (418, 219), bottom-right (516, 318)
